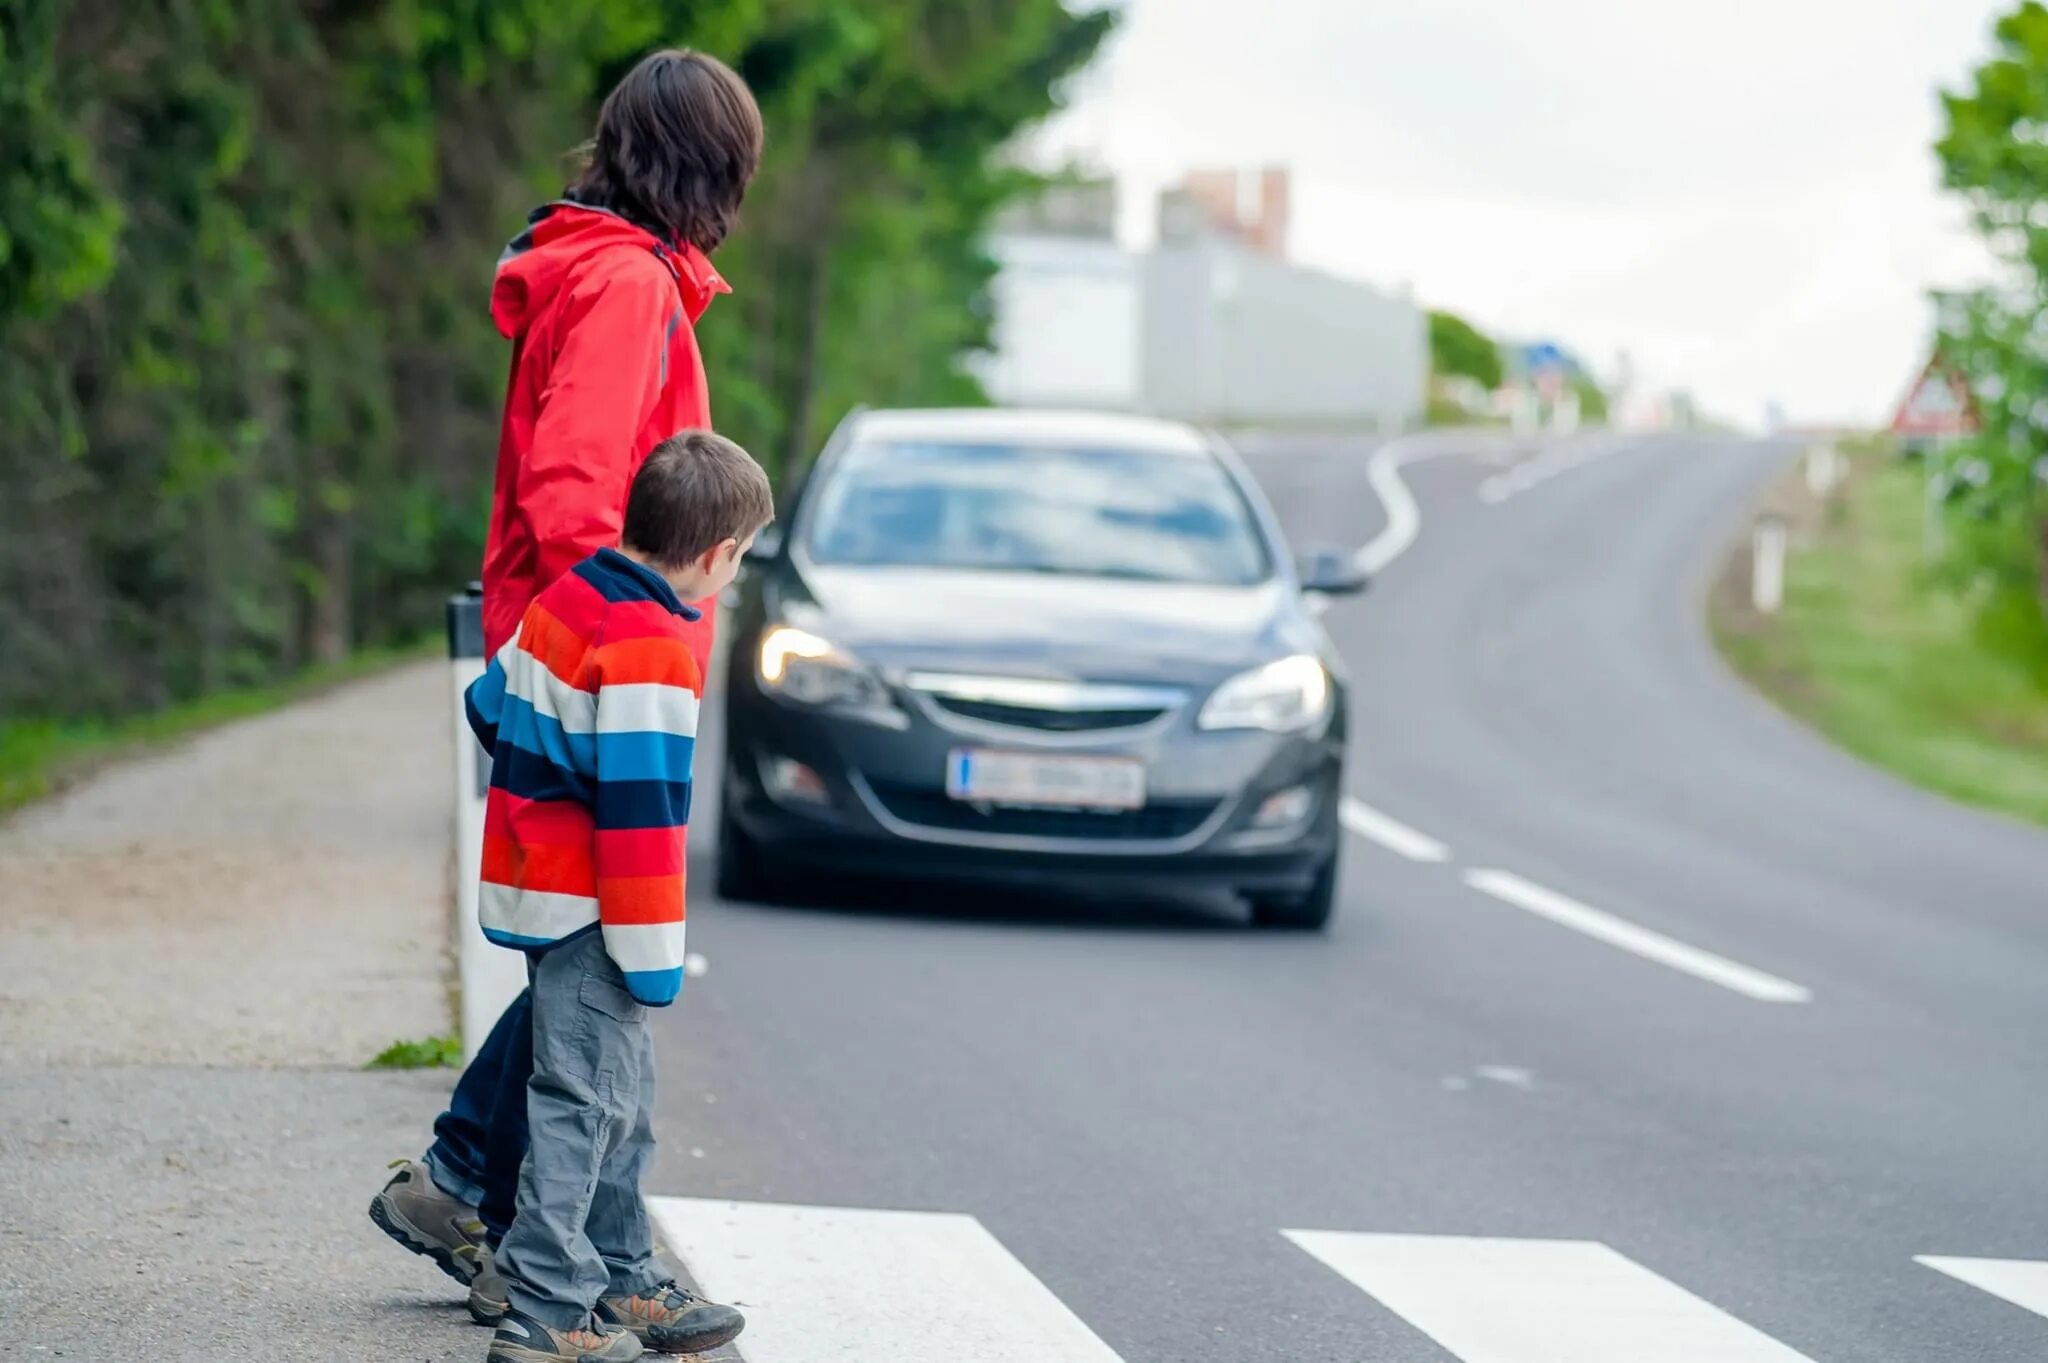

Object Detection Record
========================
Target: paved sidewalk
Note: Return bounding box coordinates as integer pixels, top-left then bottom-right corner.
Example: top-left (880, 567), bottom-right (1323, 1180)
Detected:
top-left (0, 662), bottom-right (486, 1359)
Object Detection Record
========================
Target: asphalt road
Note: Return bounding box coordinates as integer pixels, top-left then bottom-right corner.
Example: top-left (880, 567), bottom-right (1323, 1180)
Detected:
top-left (647, 430), bottom-right (2048, 1363)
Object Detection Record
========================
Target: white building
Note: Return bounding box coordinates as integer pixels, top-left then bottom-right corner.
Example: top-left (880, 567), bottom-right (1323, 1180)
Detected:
top-left (1139, 240), bottom-right (1424, 429)
top-left (974, 178), bottom-right (1426, 430)
top-left (976, 233), bottom-right (1144, 411)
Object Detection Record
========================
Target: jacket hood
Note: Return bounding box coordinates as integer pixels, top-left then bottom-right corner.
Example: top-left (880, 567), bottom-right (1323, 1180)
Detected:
top-left (490, 201), bottom-right (730, 340)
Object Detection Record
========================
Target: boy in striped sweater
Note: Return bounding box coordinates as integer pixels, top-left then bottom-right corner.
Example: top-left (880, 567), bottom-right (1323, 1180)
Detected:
top-left (467, 431), bottom-right (772, 1363)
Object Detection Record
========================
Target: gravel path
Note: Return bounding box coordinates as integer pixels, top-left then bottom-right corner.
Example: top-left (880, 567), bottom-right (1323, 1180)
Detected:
top-left (0, 661), bottom-right (451, 1066)
top-left (0, 661), bottom-right (485, 1358)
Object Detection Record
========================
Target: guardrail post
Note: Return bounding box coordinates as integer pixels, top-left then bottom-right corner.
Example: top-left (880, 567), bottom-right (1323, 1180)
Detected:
top-left (446, 583), bottom-right (525, 1061)
top-left (1804, 442), bottom-right (1841, 496)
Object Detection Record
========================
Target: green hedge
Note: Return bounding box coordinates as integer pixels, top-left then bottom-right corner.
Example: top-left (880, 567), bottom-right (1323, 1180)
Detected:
top-left (0, 0), bottom-right (1109, 729)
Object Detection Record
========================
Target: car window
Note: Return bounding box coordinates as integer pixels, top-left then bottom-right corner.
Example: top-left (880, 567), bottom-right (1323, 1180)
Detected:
top-left (803, 440), bottom-right (1272, 586)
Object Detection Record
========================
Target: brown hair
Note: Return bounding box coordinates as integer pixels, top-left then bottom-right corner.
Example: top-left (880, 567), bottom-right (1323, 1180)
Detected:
top-left (568, 49), bottom-right (764, 253)
top-left (624, 431), bottom-right (775, 569)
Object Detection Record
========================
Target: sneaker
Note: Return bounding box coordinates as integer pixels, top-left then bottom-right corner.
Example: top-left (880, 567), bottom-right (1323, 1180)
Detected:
top-left (597, 1281), bottom-right (746, 1355)
top-left (468, 1245), bottom-right (509, 1326)
top-left (368, 1158), bottom-right (486, 1285)
top-left (487, 1306), bottom-right (644, 1362)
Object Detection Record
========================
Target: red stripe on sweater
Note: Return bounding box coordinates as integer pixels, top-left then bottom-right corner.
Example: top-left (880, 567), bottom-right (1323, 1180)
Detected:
top-left (594, 634), bottom-right (703, 690)
top-left (481, 835), bottom-right (598, 897)
top-left (595, 872), bottom-right (688, 924)
top-left (594, 824), bottom-right (687, 878)
top-left (486, 789), bottom-right (595, 845)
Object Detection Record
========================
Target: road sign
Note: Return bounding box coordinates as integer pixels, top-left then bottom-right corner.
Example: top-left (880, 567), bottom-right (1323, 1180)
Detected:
top-left (1891, 355), bottom-right (1977, 438)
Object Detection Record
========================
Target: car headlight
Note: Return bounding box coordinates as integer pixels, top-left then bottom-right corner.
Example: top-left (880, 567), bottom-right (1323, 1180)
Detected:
top-left (1198, 655), bottom-right (1331, 732)
top-left (757, 626), bottom-right (892, 710)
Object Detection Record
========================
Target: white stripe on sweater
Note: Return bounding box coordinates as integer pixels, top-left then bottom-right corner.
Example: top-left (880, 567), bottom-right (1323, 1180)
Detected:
top-left (603, 921), bottom-right (688, 973)
top-left (480, 882), bottom-right (597, 942)
top-left (596, 682), bottom-right (701, 737)
top-left (504, 646), bottom-right (597, 734)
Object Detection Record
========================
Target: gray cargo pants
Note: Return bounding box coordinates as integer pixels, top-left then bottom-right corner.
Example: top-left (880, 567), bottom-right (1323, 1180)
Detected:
top-left (495, 928), bottom-right (667, 1329)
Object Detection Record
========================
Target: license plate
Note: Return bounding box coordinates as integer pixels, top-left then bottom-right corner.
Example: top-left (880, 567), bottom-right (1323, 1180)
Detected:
top-left (946, 749), bottom-right (1145, 810)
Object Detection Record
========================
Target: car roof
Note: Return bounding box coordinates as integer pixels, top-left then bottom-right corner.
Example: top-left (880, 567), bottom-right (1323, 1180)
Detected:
top-left (847, 407), bottom-right (1215, 458)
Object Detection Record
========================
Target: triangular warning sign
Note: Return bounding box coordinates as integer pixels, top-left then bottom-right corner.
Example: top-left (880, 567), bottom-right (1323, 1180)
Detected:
top-left (1891, 355), bottom-right (1978, 437)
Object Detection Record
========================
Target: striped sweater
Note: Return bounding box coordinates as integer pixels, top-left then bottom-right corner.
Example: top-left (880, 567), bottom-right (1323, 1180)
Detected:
top-left (465, 547), bottom-right (701, 1006)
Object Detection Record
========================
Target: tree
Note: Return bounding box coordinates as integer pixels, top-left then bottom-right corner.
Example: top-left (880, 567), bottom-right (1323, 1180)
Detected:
top-left (0, 1), bottom-right (1112, 724)
top-left (1935, 0), bottom-right (2048, 613)
top-left (710, 0), bottom-right (1114, 479)
top-left (1427, 309), bottom-right (1504, 390)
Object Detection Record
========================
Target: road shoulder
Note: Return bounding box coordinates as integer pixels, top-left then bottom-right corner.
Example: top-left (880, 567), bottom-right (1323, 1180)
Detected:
top-left (0, 660), bottom-right (475, 1358)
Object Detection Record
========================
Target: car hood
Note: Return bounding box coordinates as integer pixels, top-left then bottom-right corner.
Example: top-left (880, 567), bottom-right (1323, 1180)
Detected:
top-left (771, 564), bottom-right (1316, 686)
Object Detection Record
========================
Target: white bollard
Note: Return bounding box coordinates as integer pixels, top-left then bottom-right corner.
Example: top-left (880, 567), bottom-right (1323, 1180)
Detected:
top-left (1805, 443), bottom-right (1841, 496)
top-left (1752, 515), bottom-right (1788, 615)
top-left (1512, 390), bottom-right (1540, 438)
top-left (447, 585), bottom-right (527, 1061)
top-left (1553, 388), bottom-right (1581, 435)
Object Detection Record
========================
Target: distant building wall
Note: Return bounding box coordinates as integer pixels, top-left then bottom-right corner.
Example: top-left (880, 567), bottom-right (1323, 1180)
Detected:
top-left (973, 234), bottom-right (1143, 410)
top-left (976, 228), bottom-right (1426, 431)
top-left (1140, 241), bottom-right (1425, 429)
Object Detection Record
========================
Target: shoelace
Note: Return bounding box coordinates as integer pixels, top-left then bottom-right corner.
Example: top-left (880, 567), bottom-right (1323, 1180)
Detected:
top-left (566, 1318), bottom-right (614, 1348)
top-left (635, 1283), bottom-right (704, 1320)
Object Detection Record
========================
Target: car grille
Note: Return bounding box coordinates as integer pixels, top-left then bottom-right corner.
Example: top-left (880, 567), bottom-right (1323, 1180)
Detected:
top-left (864, 780), bottom-right (1217, 842)
top-left (928, 696), bottom-right (1169, 732)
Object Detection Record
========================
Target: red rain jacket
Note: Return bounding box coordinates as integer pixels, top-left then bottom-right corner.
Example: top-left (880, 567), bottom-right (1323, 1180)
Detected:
top-left (481, 202), bottom-right (731, 658)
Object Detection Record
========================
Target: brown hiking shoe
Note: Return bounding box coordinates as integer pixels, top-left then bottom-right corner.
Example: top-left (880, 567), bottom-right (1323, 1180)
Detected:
top-left (597, 1282), bottom-right (746, 1355)
top-left (367, 1158), bottom-right (487, 1285)
top-left (468, 1245), bottom-right (509, 1326)
top-left (487, 1306), bottom-right (644, 1362)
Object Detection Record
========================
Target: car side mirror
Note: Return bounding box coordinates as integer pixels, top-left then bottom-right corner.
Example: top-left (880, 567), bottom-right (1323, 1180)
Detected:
top-left (1297, 549), bottom-right (1370, 597)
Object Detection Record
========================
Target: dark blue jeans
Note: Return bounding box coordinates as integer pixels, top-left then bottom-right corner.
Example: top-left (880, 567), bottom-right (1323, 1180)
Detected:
top-left (423, 988), bottom-right (533, 1242)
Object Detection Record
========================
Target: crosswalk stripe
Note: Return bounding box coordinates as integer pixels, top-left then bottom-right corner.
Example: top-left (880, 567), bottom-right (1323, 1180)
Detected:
top-left (1283, 1231), bottom-right (1817, 1362)
top-left (647, 1197), bottom-right (1127, 1363)
top-left (1917, 1256), bottom-right (2048, 1320)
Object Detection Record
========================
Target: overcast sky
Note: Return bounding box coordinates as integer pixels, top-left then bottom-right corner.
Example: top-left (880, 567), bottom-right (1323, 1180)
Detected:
top-left (1033, 0), bottom-right (2009, 427)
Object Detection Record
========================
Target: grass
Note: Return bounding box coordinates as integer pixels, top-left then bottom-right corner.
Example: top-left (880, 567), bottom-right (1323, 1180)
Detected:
top-left (366, 1033), bottom-right (463, 1070)
top-left (1712, 451), bottom-right (2048, 829)
top-left (0, 641), bottom-right (431, 818)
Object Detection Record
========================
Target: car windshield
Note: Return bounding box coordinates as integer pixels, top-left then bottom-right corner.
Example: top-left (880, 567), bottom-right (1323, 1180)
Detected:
top-left (803, 439), bottom-right (1272, 586)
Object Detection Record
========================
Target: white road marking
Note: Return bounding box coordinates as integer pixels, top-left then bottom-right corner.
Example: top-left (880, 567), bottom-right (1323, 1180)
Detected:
top-left (1474, 1064), bottom-right (1535, 1090)
top-left (1339, 797), bottom-right (1451, 862)
top-left (646, 1197), bottom-right (1127, 1363)
top-left (1918, 1255), bottom-right (2048, 1320)
top-left (1462, 868), bottom-right (1813, 1004)
top-left (1478, 437), bottom-right (1616, 506)
top-left (684, 952), bottom-right (709, 977)
top-left (1284, 1231), bottom-right (1819, 1363)
top-left (1355, 437), bottom-right (1452, 575)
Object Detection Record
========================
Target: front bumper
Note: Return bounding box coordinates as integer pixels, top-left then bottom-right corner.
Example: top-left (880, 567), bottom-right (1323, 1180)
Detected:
top-left (721, 683), bottom-right (1343, 895)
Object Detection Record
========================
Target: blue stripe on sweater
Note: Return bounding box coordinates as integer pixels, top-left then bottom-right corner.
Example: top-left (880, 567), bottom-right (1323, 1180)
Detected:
top-left (623, 965), bottom-right (684, 1006)
top-left (491, 743), bottom-right (593, 806)
top-left (465, 660), bottom-right (508, 756)
top-left (592, 776), bottom-right (693, 830)
top-left (577, 548), bottom-right (694, 618)
top-left (496, 693), bottom-right (598, 774)
top-left (594, 730), bottom-right (694, 783)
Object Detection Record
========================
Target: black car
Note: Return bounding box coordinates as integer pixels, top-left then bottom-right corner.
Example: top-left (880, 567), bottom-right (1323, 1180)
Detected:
top-left (716, 408), bottom-right (1366, 928)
